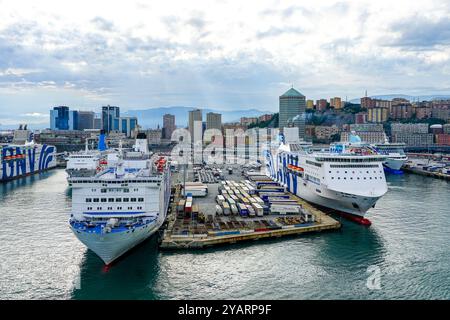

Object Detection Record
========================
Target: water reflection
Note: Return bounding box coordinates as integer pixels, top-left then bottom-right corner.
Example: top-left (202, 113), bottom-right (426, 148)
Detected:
top-left (72, 236), bottom-right (162, 300)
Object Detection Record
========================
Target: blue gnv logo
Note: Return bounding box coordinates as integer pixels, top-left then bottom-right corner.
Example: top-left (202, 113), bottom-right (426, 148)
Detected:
top-left (1, 145), bottom-right (55, 180)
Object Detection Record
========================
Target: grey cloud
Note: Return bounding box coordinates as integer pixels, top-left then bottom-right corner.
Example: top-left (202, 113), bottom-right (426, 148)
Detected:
top-left (387, 16), bottom-right (450, 49)
top-left (187, 16), bottom-right (206, 30)
top-left (162, 13), bottom-right (209, 39)
top-left (256, 26), bottom-right (304, 39)
top-left (91, 17), bottom-right (115, 32)
top-left (161, 16), bottom-right (180, 34)
top-left (281, 6), bottom-right (312, 18)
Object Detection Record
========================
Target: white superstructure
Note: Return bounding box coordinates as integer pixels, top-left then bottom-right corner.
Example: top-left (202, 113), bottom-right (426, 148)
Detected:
top-left (68, 134), bottom-right (171, 264)
top-left (372, 140), bottom-right (408, 171)
top-left (265, 135), bottom-right (388, 218)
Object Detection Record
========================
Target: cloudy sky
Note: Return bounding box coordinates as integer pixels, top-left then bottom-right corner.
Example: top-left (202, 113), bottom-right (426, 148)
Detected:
top-left (1, 0), bottom-right (450, 127)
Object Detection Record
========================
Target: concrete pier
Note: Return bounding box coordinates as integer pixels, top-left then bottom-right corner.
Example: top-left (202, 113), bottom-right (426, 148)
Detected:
top-left (160, 172), bottom-right (341, 250)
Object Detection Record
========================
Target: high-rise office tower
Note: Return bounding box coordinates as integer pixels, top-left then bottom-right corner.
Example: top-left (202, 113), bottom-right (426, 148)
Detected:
top-left (206, 112), bottom-right (222, 130)
top-left (102, 105), bottom-right (120, 133)
top-left (68, 110), bottom-right (79, 130)
top-left (205, 112), bottom-right (222, 143)
top-left (50, 106), bottom-right (70, 130)
top-left (119, 117), bottom-right (138, 137)
top-left (279, 88), bottom-right (306, 139)
top-left (188, 109), bottom-right (203, 141)
top-left (77, 111), bottom-right (95, 130)
top-left (162, 114), bottom-right (176, 140)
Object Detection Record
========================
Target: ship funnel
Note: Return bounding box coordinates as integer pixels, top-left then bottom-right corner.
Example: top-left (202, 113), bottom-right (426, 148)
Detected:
top-left (98, 130), bottom-right (107, 151)
top-left (134, 132), bottom-right (149, 154)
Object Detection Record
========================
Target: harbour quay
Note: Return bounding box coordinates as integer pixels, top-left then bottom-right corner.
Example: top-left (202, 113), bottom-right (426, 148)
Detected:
top-left (403, 155), bottom-right (450, 181)
top-left (160, 165), bottom-right (341, 250)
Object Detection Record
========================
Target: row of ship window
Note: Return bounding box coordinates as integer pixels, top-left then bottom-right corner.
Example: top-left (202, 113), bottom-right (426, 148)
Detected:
top-left (86, 198), bottom-right (144, 203)
top-left (86, 206), bottom-right (144, 211)
top-left (329, 170), bottom-right (383, 174)
top-left (316, 158), bottom-right (383, 163)
top-left (71, 180), bottom-right (158, 184)
top-left (331, 176), bottom-right (383, 180)
top-left (330, 164), bottom-right (379, 168)
top-left (98, 188), bottom-right (139, 193)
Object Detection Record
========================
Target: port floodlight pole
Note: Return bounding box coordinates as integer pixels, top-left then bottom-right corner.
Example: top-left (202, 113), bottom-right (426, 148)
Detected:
top-left (183, 163), bottom-right (187, 198)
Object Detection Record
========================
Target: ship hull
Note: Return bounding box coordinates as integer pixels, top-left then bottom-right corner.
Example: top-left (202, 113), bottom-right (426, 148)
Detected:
top-left (293, 181), bottom-right (381, 217)
top-left (70, 219), bottom-right (162, 265)
top-left (384, 157), bottom-right (406, 171)
top-left (1, 144), bottom-right (57, 182)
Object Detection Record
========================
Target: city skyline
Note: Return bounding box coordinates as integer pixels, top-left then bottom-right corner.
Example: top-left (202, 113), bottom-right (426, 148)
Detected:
top-left (1, 0), bottom-right (450, 128)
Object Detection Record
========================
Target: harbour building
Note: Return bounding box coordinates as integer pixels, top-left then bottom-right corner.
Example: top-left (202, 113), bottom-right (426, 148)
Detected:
top-left (368, 107), bottom-right (389, 123)
top-left (279, 87), bottom-right (306, 139)
top-left (330, 97), bottom-right (342, 109)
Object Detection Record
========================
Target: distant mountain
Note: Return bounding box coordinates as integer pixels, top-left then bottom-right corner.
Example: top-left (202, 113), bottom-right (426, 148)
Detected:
top-left (124, 106), bottom-right (272, 129)
top-left (349, 94), bottom-right (450, 104)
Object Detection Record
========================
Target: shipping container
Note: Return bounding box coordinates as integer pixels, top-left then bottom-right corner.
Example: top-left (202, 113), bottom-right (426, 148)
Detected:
top-left (185, 201), bottom-right (192, 213)
top-left (255, 181), bottom-right (279, 188)
top-left (253, 196), bottom-right (264, 204)
top-left (238, 203), bottom-right (249, 216)
top-left (270, 205), bottom-right (300, 215)
top-left (252, 203), bottom-right (264, 217)
top-left (246, 204), bottom-right (256, 217)
top-left (177, 199), bottom-right (186, 212)
top-left (184, 188), bottom-right (207, 197)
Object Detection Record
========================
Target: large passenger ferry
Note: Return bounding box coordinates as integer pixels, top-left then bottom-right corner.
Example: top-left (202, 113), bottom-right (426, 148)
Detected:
top-left (372, 140), bottom-right (408, 172)
top-left (265, 134), bottom-right (388, 224)
top-left (68, 134), bottom-right (171, 264)
top-left (1, 126), bottom-right (56, 182)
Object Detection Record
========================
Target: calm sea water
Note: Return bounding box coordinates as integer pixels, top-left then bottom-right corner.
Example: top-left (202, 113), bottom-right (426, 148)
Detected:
top-left (0, 169), bottom-right (449, 300)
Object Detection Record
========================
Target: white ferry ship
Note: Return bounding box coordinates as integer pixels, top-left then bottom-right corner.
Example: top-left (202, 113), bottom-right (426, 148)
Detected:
top-left (372, 140), bottom-right (408, 171)
top-left (265, 134), bottom-right (388, 224)
top-left (68, 134), bottom-right (171, 264)
top-left (1, 126), bottom-right (56, 182)
top-left (66, 131), bottom-right (108, 178)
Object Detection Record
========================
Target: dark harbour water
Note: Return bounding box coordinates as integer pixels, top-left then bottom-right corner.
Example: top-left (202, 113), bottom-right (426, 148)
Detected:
top-left (0, 169), bottom-right (449, 300)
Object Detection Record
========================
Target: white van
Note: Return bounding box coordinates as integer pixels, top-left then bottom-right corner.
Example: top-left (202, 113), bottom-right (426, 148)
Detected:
top-left (215, 195), bottom-right (225, 205)
top-left (230, 204), bottom-right (238, 215)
